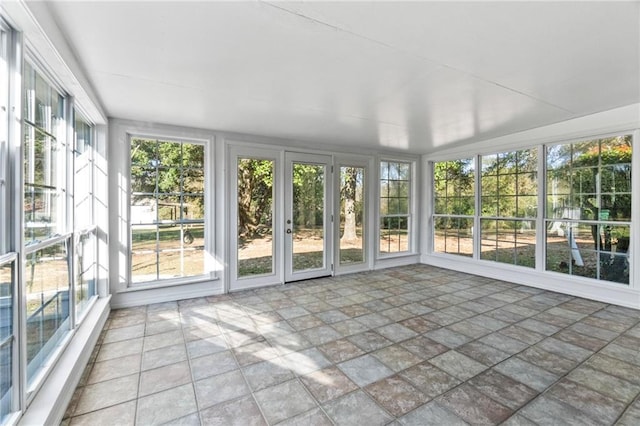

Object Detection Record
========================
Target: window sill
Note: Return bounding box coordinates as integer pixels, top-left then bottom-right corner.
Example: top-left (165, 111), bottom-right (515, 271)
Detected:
top-left (124, 274), bottom-right (219, 292)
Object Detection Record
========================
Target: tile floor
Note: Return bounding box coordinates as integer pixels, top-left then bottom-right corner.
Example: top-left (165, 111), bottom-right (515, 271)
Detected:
top-left (62, 265), bottom-right (640, 425)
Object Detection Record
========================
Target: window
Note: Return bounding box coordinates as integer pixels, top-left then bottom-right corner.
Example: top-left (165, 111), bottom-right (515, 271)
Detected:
top-left (379, 160), bottom-right (411, 254)
top-left (0, 257), bottom-right (15, 425)
top-left (546, 135), bottom-right (632, 284)
top-left (480, 149), bottom-right (537, 267)
top-left (433, 158), bottom-right (475, 257)
top-left (24, 62), bottom-right (66, 244)
top-left (23, 61), bottom-right (72, 388)
top-left (0, 21), bottom-right (13, 424)
top-left (74, 114), bottom-right (97, 318)
top-left (130, 137), bottom-right (206, 283)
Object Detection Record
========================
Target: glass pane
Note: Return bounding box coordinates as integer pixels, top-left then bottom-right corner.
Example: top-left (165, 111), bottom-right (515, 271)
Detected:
top-left (517, 172), bottom-right (537, 196)
top-left (130, 138), bottom-right (207, 283)
top-left (0, 262), bottom-right (13, 340)
top-left (292, 163), bottom-right (325, 271)
top-left (516, 196), bottom-right (537, 218)
top-left (183, 195), bottom-right (205, 221)
top-left (157, 140), bottom-right (182, 167)
top-left (158, 244), bottom-right (189, 280)
top-left (601, 135), bottom-right (632, 165)
top-left (130, 138), bottom-right (158, 167)
top-left (24, 62), bottom-right (64, 135)
top-left (498, 175), bottom-right (516, 196)
top-left (498, 195), bottom-right (517, 218)
top-left (481, 175), bottom-right (497, 197)
top-left (157, 168), bottom-right (180, 193)
top-left (131, 195), bottom-right (157, 225)
top-left (182, 144), bottom-right (204, 168)
top-left (156, 195), bottom-right (181, 223)
top-left (25, 240), bottom-right (70, 386)
top-left (130, 166), bottom-right (156, 194)
top-left (545, 221), bottom-right (630, 285)
top-left (380, 217), bottom-right (409, 253)
top-left (131, 224), bottom-right (158, 283)
top-left (433, 217), bottom-right (473, 257)
top-left (74, 115), bottom-right (92, 154)
top-left (340, 166), bottom-right (365, 265)
top-left (183, 168), bottom-right (205, 194)
top-left (480, 220), bottom-right (498, 262)
top-left (0, 257), bottom-right (14, 420)
top-left (480, 219), bottom-right (535, 268)
top-left (482, 154), bottom-right (498, 174)
top-left (237, 158), bottom-right (274, 278)
top-left (24, 185), bottom-right (62, 243)
top-left (600, 194), bottom-right (631, 221)
top-left (433, 159), bottom-right (474, 214)
top-left (75, 231), bottom-right (97, 318)
top-left (24, 126), bottom-right (60, 188)
top-left (481, 196), bottom-right (497, 216)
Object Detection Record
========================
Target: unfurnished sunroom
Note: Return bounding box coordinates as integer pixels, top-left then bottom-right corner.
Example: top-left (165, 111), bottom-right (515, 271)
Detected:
top-left (1, 1), bottom-right (640, 425)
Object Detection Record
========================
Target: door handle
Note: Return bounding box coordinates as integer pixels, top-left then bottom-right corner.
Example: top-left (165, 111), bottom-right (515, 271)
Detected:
top-left (286, 229), bottom-right (292, 234)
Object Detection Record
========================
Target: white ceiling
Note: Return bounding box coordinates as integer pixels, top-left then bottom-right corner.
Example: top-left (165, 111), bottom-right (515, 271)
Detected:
top-left (45, 1), bottom-right (640, 154)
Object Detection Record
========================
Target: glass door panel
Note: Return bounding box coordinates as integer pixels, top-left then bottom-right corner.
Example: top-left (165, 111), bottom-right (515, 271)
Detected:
top-left (237, 158), bottom-right (275, 278)
top-left (292, 163), bottom-right (325, 272)
top-left (339, 166), bottom-right (365, 265)
top-left (229, 147), bottom-right (281, 291)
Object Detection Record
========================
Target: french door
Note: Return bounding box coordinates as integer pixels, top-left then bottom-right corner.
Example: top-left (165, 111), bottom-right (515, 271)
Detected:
top-left (284, 152), bottom-right (332, 282)
top-left (229, 148), bottom-right (332, 291)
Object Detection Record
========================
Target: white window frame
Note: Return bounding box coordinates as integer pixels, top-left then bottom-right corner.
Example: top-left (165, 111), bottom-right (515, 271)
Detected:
top-left (126, 133), bottom-right (215, 288)
top-left (377, 157), bottom-right (417, 258)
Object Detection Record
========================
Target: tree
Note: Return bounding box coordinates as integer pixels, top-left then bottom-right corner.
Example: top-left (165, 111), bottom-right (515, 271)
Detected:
top-left (237, 159), bottom-right (273, 236)
top-left (130, 138), bottom-right (205, 219)
top-left (341, 167), bottom-right (361, 242)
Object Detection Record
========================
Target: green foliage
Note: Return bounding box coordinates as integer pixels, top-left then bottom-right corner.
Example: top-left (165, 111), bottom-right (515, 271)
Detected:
top-left (434, 158), bottom-right (474, 216)
top-left (237, 158), bottom-right (274, 235)
top-left (293, 164), bottom-right (324, 226)
top-left (130, 138), bottom-right (205, 219)
top-left (547, 135), bottom-right (632, 221)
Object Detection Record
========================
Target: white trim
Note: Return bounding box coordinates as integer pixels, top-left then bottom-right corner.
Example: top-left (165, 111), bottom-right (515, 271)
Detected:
top-left (632, 129), bottom-right (640, 290)
top-left (374, 254), bottom-right (421, 270)
top-left (110, 283), bottom-right (221, 309)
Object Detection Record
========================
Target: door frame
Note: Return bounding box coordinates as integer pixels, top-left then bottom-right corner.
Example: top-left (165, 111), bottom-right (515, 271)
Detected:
top-left (228, 145), bottom-right (283, 291)
top-left (333, 155), bottom-right (375, 275)
top-left (284, 152), bottom-right (334, 282)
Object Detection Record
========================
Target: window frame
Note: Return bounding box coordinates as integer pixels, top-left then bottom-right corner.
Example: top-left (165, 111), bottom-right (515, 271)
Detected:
top-left (126, 134), bottom-right (214, 288)
top-left (432, 157), bottom-right (477, 258)
top-left (334, 156), bottom-right (371, 273)
top-left (544, 134), bottom-right (633, 285)
top-left (479, 148), bottom-right (538, 268)
top-left (377, 158), bottom-right (416, 257)
top-left (72, 110), bottom-right (98, 322)
top-left (21, 57), bottom-right (75, 398)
